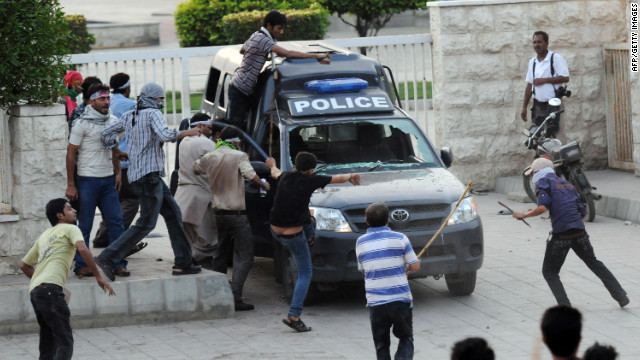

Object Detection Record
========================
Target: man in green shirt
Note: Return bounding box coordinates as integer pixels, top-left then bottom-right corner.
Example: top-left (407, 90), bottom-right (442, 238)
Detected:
top-left (20, 198), bottom-right (115, 360)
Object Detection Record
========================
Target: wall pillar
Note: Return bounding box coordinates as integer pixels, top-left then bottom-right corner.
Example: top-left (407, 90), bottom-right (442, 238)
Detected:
top-left (0, 104), bottom-right (68, 274)
top-left (429, 0), bottom-right (628, 189)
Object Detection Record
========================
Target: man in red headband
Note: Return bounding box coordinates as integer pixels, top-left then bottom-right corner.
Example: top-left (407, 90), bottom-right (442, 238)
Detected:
top-left (62, 71), bottom-right (83, 121)
top-left (66, 84), bottom-right (129, 278)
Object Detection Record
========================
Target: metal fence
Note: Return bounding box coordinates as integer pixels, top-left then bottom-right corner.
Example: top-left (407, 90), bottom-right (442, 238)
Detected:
top-left (63, 34), bottom-right (433, 129)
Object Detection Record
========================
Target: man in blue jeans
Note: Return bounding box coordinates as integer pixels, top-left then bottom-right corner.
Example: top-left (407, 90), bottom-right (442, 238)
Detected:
top-left (266, 152), bottom-right (360, 331)
top-left (513, 158), bottom-right (629, 308)
top-left (65, 84), bottom-right (129, 277)
top-left (356, 202), bottom-right (420, 360)
top-left (96, 82), bottom-right (201, 280)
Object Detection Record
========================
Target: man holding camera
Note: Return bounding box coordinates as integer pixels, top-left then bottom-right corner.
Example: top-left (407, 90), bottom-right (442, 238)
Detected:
top-left (521, 31), bottom-right (570, 139)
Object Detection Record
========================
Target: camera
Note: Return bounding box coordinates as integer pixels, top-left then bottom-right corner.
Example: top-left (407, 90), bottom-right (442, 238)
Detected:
top-left (555, 86), bottom-right (572, 98)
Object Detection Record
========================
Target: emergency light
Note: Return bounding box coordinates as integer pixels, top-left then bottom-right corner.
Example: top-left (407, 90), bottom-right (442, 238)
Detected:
top-left (305, 78), bottom-right (368, 93)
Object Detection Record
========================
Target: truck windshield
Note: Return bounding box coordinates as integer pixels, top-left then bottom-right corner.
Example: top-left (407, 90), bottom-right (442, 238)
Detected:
top-left (286, 119), bottom-right (440, 174)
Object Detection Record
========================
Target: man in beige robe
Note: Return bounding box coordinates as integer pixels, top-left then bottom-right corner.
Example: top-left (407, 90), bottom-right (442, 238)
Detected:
top-left (174, 113), bottom-right (219, 268)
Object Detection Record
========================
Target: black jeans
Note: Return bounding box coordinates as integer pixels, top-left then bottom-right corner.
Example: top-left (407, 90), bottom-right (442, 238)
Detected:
top-left (542, 231), bottom-right (627, 307)
top-left (99, 173), bottom-right (193, 269)
top-left (227, 84), bottom-right (251, 131)
top-left (212, 213), bottom-right (254, 300)
top-left (532, 99), bottom-right (560, 137)
top-left (30, 284), bottom-right (74, 360)
top-left (369, 301), bottom-right (414, 360)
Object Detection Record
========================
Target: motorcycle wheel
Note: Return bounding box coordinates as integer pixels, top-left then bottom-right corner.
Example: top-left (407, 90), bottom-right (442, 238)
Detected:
top-left (583, 193), bottom-right (596, 222)
top-left (522, 173), bottom-right (537, 203)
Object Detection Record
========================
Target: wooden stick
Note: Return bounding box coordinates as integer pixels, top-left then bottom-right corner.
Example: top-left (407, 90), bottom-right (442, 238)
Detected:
top-left (417, 181), bottom-right (473, 259)
top-left (498, 201), bottom-right (531, 228)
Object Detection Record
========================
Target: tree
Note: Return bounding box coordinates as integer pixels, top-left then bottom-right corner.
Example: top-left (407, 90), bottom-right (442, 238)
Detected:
top-left (0, 0), bottom-right (74, 109)
top-left (318, 0), bottom-right (428, 38)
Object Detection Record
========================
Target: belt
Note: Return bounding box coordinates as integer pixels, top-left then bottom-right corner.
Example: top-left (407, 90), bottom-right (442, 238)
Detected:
top-left (275, 230), bottom-right (304, 239)
top-left (554, 230), bottom-right (586, 240)
top-left (36, 283), bottom-right (62, 291)
top-left (215, 209), bottom-right (247, 215)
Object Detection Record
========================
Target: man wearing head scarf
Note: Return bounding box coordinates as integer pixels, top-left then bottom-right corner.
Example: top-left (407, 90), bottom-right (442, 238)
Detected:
top-left (62, 71), bottom-right (83, 121)
top-left (174, 113), bottom-right (221, 268)
top-left (68, 76), bottom-right (102, 131)
top-left (65, 83), bottom-right (129, 277)
top-left (92, 73), bottom-right (141, 252)
top-left (96, 83), bottom-right (202, 280)
top-left (513, 158), bottom-right (628, 308)
top-left (193, 125), bottom-right (270, 311)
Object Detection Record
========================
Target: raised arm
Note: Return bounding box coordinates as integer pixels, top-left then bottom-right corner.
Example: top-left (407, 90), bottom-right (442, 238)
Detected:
top-left (330, 174), bottom-right (361, 185)
top-left (271, 45), bottom-right (331, 64)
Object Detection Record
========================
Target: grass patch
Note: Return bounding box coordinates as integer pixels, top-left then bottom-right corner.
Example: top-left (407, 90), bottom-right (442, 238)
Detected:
top-left (165, 91), bottom-right (203, 113)
top-left (397, 81), bottom-right (432, 100)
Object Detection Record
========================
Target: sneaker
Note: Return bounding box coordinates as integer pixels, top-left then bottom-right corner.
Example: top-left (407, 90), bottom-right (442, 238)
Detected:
top-left (92, 241), bottom-right (109, 249)
top-left (95, 257), bottom-right (115, 281)
top-left (234, 299), bottom-right (255, 311)
top-left (618, 295), bottom-right (630, 308)
top-left (172, 265), bottom-right (202, 276)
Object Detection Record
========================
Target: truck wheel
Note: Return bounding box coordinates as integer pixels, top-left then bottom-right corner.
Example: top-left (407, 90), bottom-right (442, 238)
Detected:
top-left (445, 271), bottom-right (476, 296)
top-left (522, 173), bottom-right (537, 203)
top-left (281, 249), bottom-right (319, 305)
top-left (583, 193), bottom-right (596, 222)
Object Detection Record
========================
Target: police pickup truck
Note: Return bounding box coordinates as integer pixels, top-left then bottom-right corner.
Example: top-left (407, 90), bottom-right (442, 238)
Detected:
top-left (201, 41), bottom-right (483, 300)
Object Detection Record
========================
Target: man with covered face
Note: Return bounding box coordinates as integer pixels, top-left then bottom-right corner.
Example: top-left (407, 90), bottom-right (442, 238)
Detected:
top-left (96, 83), bottom-right (202, 279)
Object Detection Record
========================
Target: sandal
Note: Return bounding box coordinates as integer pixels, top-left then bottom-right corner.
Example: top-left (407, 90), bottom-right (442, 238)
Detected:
top-left (125, 242), bottom-right (148, 258)
top-left (282, 314), bottom-right (312, 332)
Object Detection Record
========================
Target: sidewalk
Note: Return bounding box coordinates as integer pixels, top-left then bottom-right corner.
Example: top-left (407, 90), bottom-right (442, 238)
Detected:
top-left (495, 169), bottom-right (640, 224)
top-left (1, 191), bottom-right (639, 359)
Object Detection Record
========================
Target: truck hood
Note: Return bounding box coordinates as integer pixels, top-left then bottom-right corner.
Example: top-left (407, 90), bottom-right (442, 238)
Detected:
top-left (311, 168), bottom-right (467, 209)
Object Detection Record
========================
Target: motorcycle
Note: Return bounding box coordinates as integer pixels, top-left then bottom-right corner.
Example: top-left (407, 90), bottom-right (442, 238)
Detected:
top-left (522, 98), bottom-right (599, 222)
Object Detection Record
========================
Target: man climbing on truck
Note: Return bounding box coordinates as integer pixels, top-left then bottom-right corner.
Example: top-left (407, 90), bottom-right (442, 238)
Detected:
top-left (228, 10), bottom-right (331, 131)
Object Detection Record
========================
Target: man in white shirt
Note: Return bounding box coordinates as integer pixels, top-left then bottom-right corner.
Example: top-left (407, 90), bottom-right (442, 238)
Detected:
top-left (65, 84), bottom-right (129, 277)
top-left (521, 31), bottom-right (570, 138)
top-left (174, 113), bottom-right (220, 268)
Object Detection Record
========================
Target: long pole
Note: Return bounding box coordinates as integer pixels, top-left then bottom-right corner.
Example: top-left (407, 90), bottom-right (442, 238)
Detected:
top-left (417, 181), bottom-right (473, 259)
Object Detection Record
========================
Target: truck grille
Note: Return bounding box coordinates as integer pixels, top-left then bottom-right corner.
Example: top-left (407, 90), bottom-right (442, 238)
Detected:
top-left (344, 203), bottom-right (449, 233)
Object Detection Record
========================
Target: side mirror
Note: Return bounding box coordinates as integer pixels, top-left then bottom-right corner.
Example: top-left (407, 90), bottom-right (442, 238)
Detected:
top-left (440, 147), bottom-right (453, 168)
top-left (548, 97), bottom-right (561, 107)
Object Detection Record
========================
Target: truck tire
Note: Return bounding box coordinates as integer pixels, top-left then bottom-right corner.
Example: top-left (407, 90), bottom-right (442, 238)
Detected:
top-left (583, 193), bottom-right (596, 223)
top-left (445, 271), bottom-right (476, 296)
top-left (523, 173), bottom-right (537, 203)
top-left (282, 249), bottom-right (319, 305)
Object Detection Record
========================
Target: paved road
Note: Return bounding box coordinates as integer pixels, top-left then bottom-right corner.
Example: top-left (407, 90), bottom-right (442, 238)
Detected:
top-left (2, 191), bottom-right (639, 359)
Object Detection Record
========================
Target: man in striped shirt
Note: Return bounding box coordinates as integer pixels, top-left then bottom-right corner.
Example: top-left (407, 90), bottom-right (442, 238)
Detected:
top-left (356, 202), bottom-right (420, 360)
top-left (228, 10), bottom-right (330, 131)
top-left (96, 82), bottom-right (202, 280)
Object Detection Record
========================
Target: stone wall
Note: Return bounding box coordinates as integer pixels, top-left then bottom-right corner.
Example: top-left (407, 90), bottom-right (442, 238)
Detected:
top-left (0, 105), bottom-right (68, 275)
top-left (429, 0), bottom-right (628, 189)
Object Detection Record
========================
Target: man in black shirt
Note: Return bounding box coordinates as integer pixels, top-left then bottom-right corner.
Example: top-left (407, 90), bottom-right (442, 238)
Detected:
top-left (266, 152), bottom-right (361, 332)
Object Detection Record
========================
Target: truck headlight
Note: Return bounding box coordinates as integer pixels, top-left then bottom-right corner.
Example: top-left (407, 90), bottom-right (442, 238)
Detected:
top-left (447, 197), bottom-right (478, 225)
top-left (309, 207), bottom-right (352, 232)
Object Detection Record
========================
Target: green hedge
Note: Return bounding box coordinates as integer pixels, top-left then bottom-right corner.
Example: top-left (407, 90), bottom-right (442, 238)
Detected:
top-left (0, 0), bottom-right (73, 108)
top-left (175, 0), bottom-right (321, 47)
top-left (65, 15), bottom-right (96, 54)
top-left (222, 6), bottom-right (329, 45)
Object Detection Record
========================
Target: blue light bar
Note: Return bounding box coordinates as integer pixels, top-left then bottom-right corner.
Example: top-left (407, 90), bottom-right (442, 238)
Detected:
top-left (305, 78), bottom-right (368, 93)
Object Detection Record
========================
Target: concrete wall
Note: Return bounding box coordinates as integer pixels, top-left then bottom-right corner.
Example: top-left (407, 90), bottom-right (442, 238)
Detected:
top-left (429, 0), bottom-right (628, 189)
top-left (0, 105), bottom-right (68, 275)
